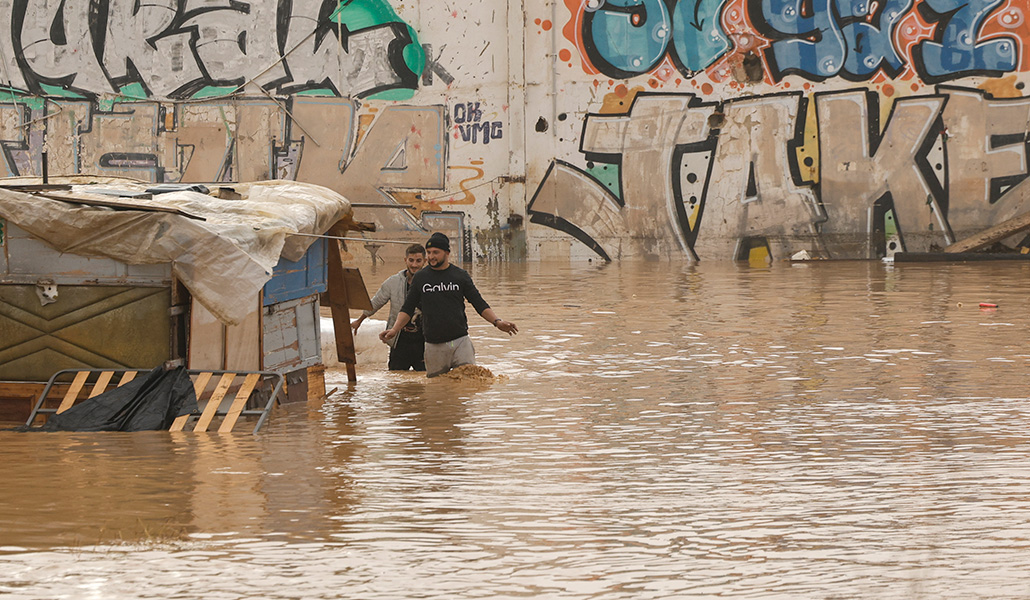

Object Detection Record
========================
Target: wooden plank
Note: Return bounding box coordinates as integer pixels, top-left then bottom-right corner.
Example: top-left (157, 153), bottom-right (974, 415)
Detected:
top-left (194, 373), bottom-right (235, 432)
top-left (217, 373), bottom-right (261, 433)
top-left (118, 371), bottom-right (137, 386)
top-left (342, 267), bottom-right (373, 311)
top-left (171, 372), bottom-right (212, 432)
top-left (56, 372), bottom-right (90, 414)
top-left (327, 238), bottom-right (358, 382)
top-left (225, 296), bottom-right (262, 372)
top-left (0, 382), bottom-right (45, 423)
top-left (189, 299), bottom-right (225, 370)
top-left (88, 371), bottom-right (114, 398)
top-left (946, 211), bottom-right (1030, 253)
top-left (895, 252), bottom-right (1030, 262)
top-left (0, 184), bottom-right (72, 192)
top-left (34, 192), bottom-right (206, 221)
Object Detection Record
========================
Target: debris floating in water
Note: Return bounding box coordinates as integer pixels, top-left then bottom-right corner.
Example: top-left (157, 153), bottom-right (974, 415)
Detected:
top-left (441, 364), bottom-right (497, 381)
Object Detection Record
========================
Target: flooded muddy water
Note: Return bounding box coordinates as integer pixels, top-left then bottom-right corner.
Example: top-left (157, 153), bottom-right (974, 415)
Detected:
top-left (3, 260), bottom-right (1030, 599)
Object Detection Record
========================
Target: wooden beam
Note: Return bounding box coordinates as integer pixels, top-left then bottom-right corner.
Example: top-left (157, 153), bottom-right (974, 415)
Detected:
top-left (327, 236), bottom-right (358, 382)
top-left (32, 192), bottom-right (207, 221)
top-left (945, 211), bottom-right (1030, 253)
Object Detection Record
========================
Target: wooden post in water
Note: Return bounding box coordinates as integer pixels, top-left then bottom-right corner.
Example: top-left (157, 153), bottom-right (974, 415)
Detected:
top-left (327, 231), bottom-right (358, 382)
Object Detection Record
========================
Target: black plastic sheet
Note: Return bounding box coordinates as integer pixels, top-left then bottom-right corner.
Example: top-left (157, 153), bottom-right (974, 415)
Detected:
top-left (41, 366), bottom-right (198, 432)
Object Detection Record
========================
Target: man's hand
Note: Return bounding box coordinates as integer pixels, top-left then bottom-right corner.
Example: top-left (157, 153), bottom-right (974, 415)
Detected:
top-left (351, 317), bottom-right (363, 333)
top-left (495, 320), bottom-right (518, 336)
top-left (379, 329), bottom-right (398, 342)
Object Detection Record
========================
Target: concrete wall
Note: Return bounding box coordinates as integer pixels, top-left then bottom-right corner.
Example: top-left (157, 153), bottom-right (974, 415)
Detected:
top-left (0, 0), bottom-right (1027, 261)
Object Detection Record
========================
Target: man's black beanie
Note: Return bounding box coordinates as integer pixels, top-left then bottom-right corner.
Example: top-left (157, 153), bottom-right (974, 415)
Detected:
top-left (426, 232), bottom-right (450, 252)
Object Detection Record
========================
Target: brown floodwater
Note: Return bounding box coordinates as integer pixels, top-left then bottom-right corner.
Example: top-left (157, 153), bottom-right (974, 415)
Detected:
top-left (3, 260), bottom-right (1030, 599)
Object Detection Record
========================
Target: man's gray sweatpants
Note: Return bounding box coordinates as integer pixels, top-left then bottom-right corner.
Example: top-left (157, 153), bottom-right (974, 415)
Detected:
top-left (425, 335), bottom-right (476, 377)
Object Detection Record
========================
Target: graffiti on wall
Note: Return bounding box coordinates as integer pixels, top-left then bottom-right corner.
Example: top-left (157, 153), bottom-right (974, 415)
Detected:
top-left (563, 0), bottom-right (1028, 84)
top-left (0, 0), bottom-right (424, 100)
top-left (453, 102), bottom-right (503, 144)
top-left (528, 87), bottom-right (1030, 261)
top-left (0, 96), bottom-right (446, 232)
top-left (0, 1), bottom-right (495, 235)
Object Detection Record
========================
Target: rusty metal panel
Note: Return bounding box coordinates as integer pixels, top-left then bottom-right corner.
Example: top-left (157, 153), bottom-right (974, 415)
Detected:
top-left (1, 223), bottom-right (171, 285)
top-left (0, 284), bottom-right (171, 382)
top-left (262, 295), bottom-right (321, 374)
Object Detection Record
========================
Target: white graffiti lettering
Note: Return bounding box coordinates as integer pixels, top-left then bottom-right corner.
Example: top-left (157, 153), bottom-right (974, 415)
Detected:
top-left (3, 0), bottom-right (419, 98)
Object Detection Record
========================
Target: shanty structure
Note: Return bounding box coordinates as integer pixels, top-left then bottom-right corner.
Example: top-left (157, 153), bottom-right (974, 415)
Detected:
top-left (0, 176), bottom-right (369, 426)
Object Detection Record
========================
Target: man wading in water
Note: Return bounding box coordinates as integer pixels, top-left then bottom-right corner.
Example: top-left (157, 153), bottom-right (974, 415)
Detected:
top-left (351, 244), bottom-right (426, 371)
top-left (380, 232), bottom-right (518, 377)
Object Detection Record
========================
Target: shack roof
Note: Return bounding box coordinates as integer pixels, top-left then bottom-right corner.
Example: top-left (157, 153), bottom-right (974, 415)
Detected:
top-left (0, 176), bottom-right (351, 325)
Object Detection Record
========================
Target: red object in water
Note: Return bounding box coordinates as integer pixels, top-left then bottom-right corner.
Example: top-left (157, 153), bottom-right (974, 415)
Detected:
top-left (979, 302), bottom-right (998, 308)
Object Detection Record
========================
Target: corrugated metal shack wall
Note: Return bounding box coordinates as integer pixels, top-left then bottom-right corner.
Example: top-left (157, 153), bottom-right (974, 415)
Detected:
top-left (0, 2), bottom-right (1028, 262)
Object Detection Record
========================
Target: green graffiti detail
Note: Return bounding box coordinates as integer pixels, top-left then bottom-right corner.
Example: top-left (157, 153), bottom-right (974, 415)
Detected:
top-left (39, 83), bottom-right (84, 99)
top-left (586, 162), bottom-right (622, 200)
top-left (333, 0), bottom-right (424, 101)
top-left (0, 87), bottom-right (43, 110)
top-left (191, 86), bottom-right (239, 100)
top-left (885, 209), bottom-right (898, 236)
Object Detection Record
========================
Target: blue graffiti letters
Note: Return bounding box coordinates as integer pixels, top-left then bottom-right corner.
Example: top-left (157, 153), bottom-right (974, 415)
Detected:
top-left (751, 0), bottom-right (847, 79)
top-left (584, 0), bottom-right (672, 77)
top-left (838, 0), bottom-right (913, 78)
top-left (746, 0), bottom-right (1018, 82)
top-left (583, 0), bottom-right (734, 78)
top-left (670, 0), bottom-right (731, 73)
top-left (915, 0), bottom-right (1018, 81)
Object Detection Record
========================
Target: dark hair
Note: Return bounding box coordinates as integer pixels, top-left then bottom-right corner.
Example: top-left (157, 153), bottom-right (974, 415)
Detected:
top-left (406, 244), bottom-right (426, 256)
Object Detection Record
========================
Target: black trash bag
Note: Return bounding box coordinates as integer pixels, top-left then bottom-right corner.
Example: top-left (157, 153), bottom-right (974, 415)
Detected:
top-left (42, 366), bottom-right (199, 432)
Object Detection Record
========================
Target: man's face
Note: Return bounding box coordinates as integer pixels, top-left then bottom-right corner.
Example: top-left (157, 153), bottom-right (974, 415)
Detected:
top-left (426, 247), bottom-right (449, 269)
top-left (405, 252), bottom-right (425, 274)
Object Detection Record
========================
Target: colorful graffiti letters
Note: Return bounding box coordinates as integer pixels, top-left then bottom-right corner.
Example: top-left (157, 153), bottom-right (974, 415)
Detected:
top-left (582, 0), bottom-right (730, 77)
top-left (670, 0), bottom-right (731, 72)
top-left (753, 0), bottom-right (847, 79)
top-left (752, 0), bottom-right (922, 80)
top-left (915, 0), bottom-right (1018, 81)
top-left (574, 0), bottom-right (1022, 83)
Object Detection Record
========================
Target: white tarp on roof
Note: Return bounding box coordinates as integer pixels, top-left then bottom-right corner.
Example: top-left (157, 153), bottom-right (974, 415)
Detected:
top-left (0, 177), bottom-right (351, 325)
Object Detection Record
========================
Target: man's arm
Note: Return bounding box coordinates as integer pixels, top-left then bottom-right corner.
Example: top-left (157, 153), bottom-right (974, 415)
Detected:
top-left (380, 311), bottom-right (412, 342)
top-left (381, 274), bottom-right (422, 341)
top-left (481, 307), bottom-right (518, 336)
top-left (353, 280), bottom-right (392, 331)
top-left (462, 272), bottom-right (516, 335)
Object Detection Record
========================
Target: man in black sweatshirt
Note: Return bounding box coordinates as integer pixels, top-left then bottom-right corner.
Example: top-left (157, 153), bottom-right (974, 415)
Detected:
top-left (380, 232), bottom-right (518, 377)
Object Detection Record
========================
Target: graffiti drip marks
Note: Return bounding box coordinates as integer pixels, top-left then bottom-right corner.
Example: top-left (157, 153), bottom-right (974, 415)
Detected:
top-left (3, 0), bottom-right (423, 99)
top-left (529, 87), bottom-right (1030, 262)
